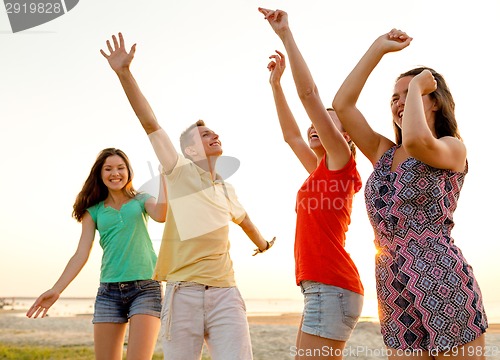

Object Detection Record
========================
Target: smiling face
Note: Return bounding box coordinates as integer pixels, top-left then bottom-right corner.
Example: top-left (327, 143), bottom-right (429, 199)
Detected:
top-left (101, 155), bottom-right (129, 192)
top-left (307, 109), bottom-right (349, 150)
top-left (186, 125), bottom-right (223, 159)
top-left (307, 124), bottom-right (322, 149)
top-left (391, 75), bottom-right (437, 131)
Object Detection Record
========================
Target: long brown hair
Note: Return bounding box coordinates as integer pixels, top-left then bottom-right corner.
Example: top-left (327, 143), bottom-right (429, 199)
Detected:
top-left (393, 67), bottom-right (462, 145)
top-left (72, 148), bottom-right (136, 222)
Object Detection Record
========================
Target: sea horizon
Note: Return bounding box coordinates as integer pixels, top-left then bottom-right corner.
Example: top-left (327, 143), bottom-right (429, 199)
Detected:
top-left (3, 296), bottom-right (500, 324)
top-left (2, 296), bottom-right (378, 322)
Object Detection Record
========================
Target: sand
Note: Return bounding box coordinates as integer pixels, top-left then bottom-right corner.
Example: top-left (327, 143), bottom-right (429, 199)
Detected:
top-left (1, 310), bottom-right (500, 359)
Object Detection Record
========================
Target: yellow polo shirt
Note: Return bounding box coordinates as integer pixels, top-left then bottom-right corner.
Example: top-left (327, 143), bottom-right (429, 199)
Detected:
top-left (148, 129), bottom-right (246, 287)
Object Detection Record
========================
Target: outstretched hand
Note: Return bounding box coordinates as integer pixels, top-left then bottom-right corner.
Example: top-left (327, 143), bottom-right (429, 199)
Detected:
top-left (100, 32), bottom-right (136, 74)
top-left (26, 289), bottom-right (60, 319)
top-left (268, 50), bottom-right (286, 85)
top-left (258, 7), bottom-right (289, 36)
top-left (377, 28), bottom-right (413, 54)
top-left (253, 236), bottom-right (276, 256)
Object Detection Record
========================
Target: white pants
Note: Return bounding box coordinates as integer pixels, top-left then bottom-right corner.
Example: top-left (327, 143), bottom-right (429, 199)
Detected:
top-left (160, 282), bottom-right (253, 360)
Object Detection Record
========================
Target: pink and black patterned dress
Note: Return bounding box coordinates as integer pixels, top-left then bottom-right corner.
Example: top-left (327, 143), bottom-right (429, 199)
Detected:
top-left (365, 145), bottom-right (487, 351)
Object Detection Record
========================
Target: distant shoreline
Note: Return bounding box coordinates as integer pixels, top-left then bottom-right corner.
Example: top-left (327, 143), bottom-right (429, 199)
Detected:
top-left (2, 309), bottom-right (499, 333)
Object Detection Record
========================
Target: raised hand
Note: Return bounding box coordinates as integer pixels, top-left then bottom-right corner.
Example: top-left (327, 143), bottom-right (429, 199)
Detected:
top-left (258, 7), bottom-right (289, 37)
top-left (268, 50), bottom-right (286, 85)
top-left (100, 32), bottom-right (136, 74)
top-left (376, 28), bottom-right (413, 54)
top-left (26, 289), bottom-right (60, 318)
top-left (410, 69), bottom-right (437, 96)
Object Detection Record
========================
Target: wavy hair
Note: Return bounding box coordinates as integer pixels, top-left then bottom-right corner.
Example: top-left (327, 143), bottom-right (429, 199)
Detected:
top-left (72, 148), bottom-right (136, 222)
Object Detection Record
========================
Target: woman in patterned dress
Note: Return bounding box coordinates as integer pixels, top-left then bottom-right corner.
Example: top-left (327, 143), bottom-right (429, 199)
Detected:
top-left (332, 29), bottom-right (488, 359)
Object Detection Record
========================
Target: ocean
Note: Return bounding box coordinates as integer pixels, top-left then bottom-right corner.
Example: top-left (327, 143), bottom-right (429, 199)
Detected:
top-left (6, 297), bottom-right (498, 323)
top-left (7, 297), bottom-right (308, 318)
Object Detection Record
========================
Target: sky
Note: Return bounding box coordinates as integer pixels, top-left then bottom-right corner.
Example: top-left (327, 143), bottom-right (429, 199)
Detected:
top-left (1, 0), bottom-right (499, 321)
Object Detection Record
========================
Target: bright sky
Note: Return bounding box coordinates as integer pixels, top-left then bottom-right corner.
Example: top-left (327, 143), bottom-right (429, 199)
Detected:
top-left (1, 0), bottom-right (499, 321)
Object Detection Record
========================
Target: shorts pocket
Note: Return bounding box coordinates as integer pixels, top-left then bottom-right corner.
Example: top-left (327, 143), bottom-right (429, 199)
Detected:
top-left (340, 291), bottom-right (363, 329)
top-left (137, 279), bottom-right (161, 292)
top-left (97, 283), bottom-right (108, 296)
top-left (234, 287), bottom-right (247, 312)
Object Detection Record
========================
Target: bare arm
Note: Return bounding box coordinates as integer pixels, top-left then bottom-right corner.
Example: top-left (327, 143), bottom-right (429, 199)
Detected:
top-left (332, 29), bottom-right (412, 165)
top-left (403, 70), bottom-right (466, 172)
top-left (144, 172), bottom-right (168, 222)
top-left (101, 33), bottom-right (178, 173)
top-left (26, 213), bottom-right (96, 318)
top-left (268, 50), bottom-right (317, 173)
top-left (238, 214), bottom-right (275, 256)
top-left (260, 8), bottom-right (350, 171)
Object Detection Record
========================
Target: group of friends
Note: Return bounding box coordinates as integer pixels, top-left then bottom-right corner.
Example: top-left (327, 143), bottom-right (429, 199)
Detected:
top-left (25, 8), bottom-right (488, 360)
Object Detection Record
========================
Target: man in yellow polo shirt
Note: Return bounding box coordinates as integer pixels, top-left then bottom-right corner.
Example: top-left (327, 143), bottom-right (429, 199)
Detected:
top-left (102, 33), bottom-right (275, 360)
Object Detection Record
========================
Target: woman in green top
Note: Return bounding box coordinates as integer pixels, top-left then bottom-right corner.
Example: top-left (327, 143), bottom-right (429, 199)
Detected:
top-left (26, 148), bottom-right (167, 360)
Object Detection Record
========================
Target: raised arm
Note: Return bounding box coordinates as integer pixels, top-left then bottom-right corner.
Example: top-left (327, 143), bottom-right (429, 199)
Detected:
top-left (100, 33), bottom-right (178, 173)
top-left (260, 8), bottom-right (350, 171)
top-left (145, 171), bottom-right (168, 223)
top-left (403, 70), bottom-right (466, 172)
top-left (332, 29), bottom-right (412, 165)
top-left (26, 213), bottom-right (96, 318)
top-left (268, 50), bottom-right (316, 173)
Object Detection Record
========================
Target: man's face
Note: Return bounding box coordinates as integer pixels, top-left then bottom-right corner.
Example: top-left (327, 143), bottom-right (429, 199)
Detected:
top-left (188, 126), bottom-right (223, 158)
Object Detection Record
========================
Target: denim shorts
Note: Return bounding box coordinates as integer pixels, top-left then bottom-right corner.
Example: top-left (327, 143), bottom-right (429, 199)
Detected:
top-left (300, 280), bottom-right (364, 341)
top-left (93, 279), bottom-right (162, 324)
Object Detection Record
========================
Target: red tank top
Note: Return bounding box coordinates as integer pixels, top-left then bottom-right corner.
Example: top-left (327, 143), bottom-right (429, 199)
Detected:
top-left (295, 155), bottom-right (364, 295)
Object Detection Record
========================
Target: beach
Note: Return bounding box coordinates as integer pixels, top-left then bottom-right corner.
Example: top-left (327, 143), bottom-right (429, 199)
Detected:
top-left (1, 309), bottom-right (500, 359)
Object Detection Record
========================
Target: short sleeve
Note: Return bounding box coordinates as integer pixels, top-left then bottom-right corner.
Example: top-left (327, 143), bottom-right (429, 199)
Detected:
top-left (224, 183), bottom-right (247, 224)
top-left (135, 193), bottom-right (152, 211)
top-left (86, 203), bottom-right (99, 224)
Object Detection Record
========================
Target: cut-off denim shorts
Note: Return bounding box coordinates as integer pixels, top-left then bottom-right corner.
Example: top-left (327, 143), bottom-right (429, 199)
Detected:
top-left (93, 279), bottom-right (162, 324)
top-left (300, 280), bottom-right (364, 341)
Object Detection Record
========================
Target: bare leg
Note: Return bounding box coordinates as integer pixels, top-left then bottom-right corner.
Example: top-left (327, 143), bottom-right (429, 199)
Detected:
top-left (127, 314), bottom-right (161, 360)
top-left (94, 323), bottom-right (127, 360)
top-left (295, 316), bottom-right (346, 360)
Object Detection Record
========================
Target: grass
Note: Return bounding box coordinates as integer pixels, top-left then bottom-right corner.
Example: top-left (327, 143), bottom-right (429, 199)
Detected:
top-left (0, 344), bottom-right (95, 360)
top-left (0, 343), bottom-right (211, 360)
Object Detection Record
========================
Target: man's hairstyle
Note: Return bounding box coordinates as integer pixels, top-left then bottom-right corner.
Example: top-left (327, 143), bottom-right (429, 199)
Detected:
top-left (179, 120), bottom-right (206, 158)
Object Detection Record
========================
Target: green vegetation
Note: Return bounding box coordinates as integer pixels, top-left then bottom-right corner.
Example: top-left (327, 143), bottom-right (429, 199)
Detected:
top-left (0, 343), bottom-right (211, 359)
top-left (0, 344), bottom-right (95, 360)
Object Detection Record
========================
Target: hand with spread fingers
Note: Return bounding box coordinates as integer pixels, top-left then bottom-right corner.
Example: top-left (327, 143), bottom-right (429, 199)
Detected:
top-left (100, 32), bottom-right (136, 75)
top-left (26, 289), bottom-right (60, 318)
